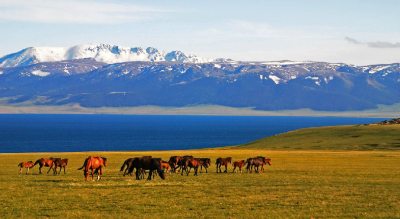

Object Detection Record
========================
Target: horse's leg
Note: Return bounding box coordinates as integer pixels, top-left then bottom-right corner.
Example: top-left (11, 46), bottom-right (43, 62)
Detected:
top-left (39, 165), bottom-right (42, 174)
top-left (26, 167), bottom-right (30, 174)
top-left (194, 167), bottom-right (198, 176)
top-left (148, 170), bottom-right (152, 180)
top-left (47, 165), bottom-right (54, 174)
top-left (98, 168), bottom-right (101, 180)
top-left (232, 166), bottom-right (236, 173)
top-left (224, 165), bottom-right (227, 173)
top-left (186, 167), bottom-right (190, 176)
top-left (19, 167), bottom-right (22, 174)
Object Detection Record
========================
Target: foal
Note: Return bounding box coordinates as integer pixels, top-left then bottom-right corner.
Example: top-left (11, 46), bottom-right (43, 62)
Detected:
top-left (232, 160), bottom-right (246, 173)
top-left (18, 161), bottom-right (35, 174)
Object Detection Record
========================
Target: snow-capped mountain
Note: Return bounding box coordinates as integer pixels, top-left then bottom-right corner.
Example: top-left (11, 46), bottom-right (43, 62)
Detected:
top-left (0, 44), bottom-right (214, 67)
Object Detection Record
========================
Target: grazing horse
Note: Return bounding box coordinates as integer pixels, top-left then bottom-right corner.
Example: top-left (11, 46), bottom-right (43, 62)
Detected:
top-left (160, 161), bottom-right (172, 175)
top-left (168, 156), bottom-right (184, 173)
top-left (232, 160), bottom-right (246, 173)
top-left (128, 157), bottom-right (165, 180)
top-left (258, 158), bottom-right (272, 173)
top-left (53, 159), bottom-right (69, 174)
top-left (199, 158), bottom-right (211, 173)
top-left (216, 157), bottom-right (232, 173)
top-left (182, 158), bottom-right (203, 176)
top-left (245, 157), bottom-right (270, 173)
top-left (18, 161), bottom-right (34, 174)
top-left (32, 158), bottom-right (60, 174)
top-left (78, 156), bottom-right (107, 181)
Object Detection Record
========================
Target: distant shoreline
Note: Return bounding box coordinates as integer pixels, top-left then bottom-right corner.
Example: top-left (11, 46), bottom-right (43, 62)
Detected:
top-left (0, 103), bottom-right (399, 118)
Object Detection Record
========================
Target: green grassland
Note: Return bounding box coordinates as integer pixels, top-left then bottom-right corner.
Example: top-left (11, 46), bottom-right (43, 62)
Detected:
top-left (226, 124), bottom-right (400, 151)
top-left (1, 124), bottom-right (400, 218)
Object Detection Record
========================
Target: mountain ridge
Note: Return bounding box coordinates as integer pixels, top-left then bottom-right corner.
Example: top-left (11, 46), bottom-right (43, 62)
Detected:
top-left (1, 45), bottom-right (400, 112)
top-left (0, 44), bottom-right (215, 67)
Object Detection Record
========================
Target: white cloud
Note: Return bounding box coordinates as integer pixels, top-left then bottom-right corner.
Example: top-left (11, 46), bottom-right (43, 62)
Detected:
top-left (0, 0), bottom-right (172, 24)
top-left (345, 36), bottom-right (400, 48)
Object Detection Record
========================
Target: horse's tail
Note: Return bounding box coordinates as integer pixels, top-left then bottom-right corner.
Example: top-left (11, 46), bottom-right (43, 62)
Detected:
top-left (32, 159), bottom-right (41, 167)
top-left (77, 158), bottom-right (88, 170)
top-left (120, 160), bottom-right (127, 172)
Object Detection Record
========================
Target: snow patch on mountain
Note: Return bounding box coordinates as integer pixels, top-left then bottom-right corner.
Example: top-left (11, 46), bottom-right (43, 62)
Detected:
top-left (269, 75), bottom-right (281, 84)
top-left (369, 65), bottom-right (391, 74)
top-left (31, 70), bottom-right (50, 77)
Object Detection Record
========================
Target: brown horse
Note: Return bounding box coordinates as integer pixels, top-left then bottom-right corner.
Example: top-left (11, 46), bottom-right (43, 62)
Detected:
top-left (18, 161), bottom-right (34, 174)
top-left (168, 156), bottom-right (184, 173)
top-left (232, 160), bottom-right (246, 173)
top-left (245, 157), bottom-right (271, 173)
top-left (199, 158), bottom-right (211, 173)
top-left (32, 158), bottom-right (60, 174)
top-left (120, 158), bottom-right (136, 176)
top-left (181, 158), bottom-right (203, 176)
top-left (53, 159), bottom-right (69, 174)
top-left (77, 156), bottom-right (107, 181)
top-left (258, 158), bottom-right (272, 173)
top-left (127, 157), bottom-right (165, 180)
top-left (216, 157), bottom-right (232, 173)
top-left (160, 161), bottom-right (172, 175)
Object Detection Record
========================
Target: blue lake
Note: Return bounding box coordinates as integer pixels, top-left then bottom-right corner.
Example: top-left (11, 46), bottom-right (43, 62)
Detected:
top-left (0, 114), bottom-right (384, 153)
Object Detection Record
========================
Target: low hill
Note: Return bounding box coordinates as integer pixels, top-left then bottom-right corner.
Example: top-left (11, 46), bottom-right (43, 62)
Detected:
top-left (225, 123), bottom-right (400, 151)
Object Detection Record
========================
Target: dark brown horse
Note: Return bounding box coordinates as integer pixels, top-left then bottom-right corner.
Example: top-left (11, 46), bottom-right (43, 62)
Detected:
top-left (128, 157), bottom-right (165, 180)
top-left (216, 157), bottom-right (232, 173)
top-left (18, 161), bottom-right (34, 174)
top-left (181, 158), bottom-right (204, 176)
top-left (32, 158), bottom-right (60, 174)
top-left (53, 159), bottom-right (69, 174)
top-left (245, 157), bottom-right (271, 173)
top-left (199, 158), bottom-right (211, 173)
top-left (78, 156), bottom-right (107, 181)
top-left (120, 158), bottom-right (136, 176)
top-left (168, 156), bottom-right (184, 173)
top-left (232, 160), bottom-right (246, 173)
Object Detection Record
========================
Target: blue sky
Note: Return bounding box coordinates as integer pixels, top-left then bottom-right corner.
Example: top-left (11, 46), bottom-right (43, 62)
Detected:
top-left (0, 0), bottom-right (399, 65)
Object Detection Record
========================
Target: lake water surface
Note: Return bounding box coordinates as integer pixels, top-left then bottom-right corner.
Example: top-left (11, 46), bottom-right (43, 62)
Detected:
top-left (0, 114), bottom-right (384, 153)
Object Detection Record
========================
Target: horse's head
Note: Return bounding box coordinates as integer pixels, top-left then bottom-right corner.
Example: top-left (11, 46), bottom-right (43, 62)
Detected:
top-left (266, 158), bottom-right (271, 166)
top-left (158, 169), bottom-right (166, 180)
top-left (84, 170), bottom-right (89, 181)
top-left (228, 157), bottom-right (232, 164)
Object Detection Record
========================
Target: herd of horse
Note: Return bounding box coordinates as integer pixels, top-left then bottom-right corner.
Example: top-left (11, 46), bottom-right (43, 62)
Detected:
top-left (18, 155), bottom-right (271, 181)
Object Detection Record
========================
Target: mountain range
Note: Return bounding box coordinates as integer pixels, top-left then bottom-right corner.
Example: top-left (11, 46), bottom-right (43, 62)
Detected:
top-left (0, 44), bottom-right (399, 112)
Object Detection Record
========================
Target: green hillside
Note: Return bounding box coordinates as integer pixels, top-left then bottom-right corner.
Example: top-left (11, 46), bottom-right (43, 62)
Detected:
top-left (226, 124), bottom-right (400, 151)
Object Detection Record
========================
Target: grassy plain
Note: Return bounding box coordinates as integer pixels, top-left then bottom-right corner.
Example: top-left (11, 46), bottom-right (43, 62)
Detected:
top-left (1, 150), bottom-right (399, 218)
top-left (227, 124), bottom-right (400, 151)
